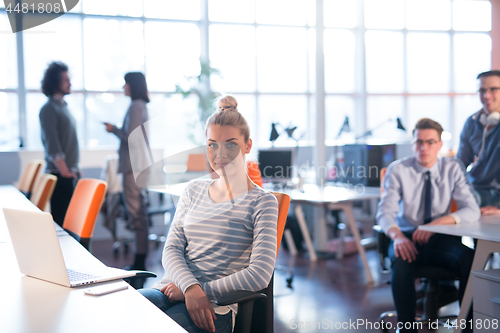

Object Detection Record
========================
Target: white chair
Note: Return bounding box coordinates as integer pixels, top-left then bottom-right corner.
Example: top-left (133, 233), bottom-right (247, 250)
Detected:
top-left (16, 159), bottom-right (45, 196)
top-left (30, 174), bottom-right (57, 211)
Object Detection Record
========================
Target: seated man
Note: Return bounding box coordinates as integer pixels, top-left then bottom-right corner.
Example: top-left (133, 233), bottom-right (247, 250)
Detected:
top-left (376, 118), bottom-right (480, 333)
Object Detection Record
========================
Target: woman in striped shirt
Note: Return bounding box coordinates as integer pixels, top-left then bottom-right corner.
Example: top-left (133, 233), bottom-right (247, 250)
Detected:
top-left (140, 96), bottom-right (279, 333)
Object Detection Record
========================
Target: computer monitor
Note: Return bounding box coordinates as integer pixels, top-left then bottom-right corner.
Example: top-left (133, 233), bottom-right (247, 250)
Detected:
top-left (258, 149), bottom-right (294, 183)
top-left (339, 144), bottom-right (396, 187)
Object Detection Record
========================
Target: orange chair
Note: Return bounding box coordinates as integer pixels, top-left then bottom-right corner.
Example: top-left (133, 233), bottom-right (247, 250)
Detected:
top-left (380, 167), bottom-right (387, 188)
top-left (271, 191), bottom-right (290, 255)
top-left (216, 191), bottom-right (291, 333)
top-left (62, 179), bottom-right (107, 251)
top-left (247, 161), bottom-right (263, 188)
top-left (186, 153), bottom-right (210, 172)
top-left (17, 159), bottom-right (44, 196)
top-left (30, 174), bottom-right (57, 211)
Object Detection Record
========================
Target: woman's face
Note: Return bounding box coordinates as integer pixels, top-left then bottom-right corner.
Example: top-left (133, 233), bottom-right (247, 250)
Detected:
top-left (123, 83), bottom-right (131, 97)
top-left (206, 125), bottom-right (252, 177)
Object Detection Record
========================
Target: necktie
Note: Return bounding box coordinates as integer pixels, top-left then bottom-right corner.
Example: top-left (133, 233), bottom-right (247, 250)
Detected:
top-left (423, 171), bottom-right (432, 224)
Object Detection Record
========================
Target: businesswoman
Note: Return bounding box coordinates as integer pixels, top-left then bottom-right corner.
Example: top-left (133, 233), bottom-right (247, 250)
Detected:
top-left (104, 72), bottom-right (150, 271)
top-left (139, 95), bottom-right (278, 333)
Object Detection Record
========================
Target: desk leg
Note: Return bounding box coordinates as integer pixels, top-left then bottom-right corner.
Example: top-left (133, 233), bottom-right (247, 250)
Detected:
top-left (331, 203), bottom-right (374, 284)
top-left (336, 224), bottom-right (348, 260)
top-left (294, 205), bottom-right (318, 261)
top-left (283, 229), bottom-right (298, 256)
top-left (455, 240), bottom-right (500, 332)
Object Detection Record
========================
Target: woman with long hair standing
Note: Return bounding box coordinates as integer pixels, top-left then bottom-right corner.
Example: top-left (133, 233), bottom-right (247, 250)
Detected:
top-left (104, 72), bottom-right (150, 271)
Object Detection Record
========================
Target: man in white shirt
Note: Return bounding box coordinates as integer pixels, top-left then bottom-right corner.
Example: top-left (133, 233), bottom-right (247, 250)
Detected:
top-left (376, 118), bottom-right (480, 333)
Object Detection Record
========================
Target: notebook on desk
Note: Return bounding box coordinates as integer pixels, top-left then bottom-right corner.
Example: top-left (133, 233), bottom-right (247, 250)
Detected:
top-left (3, 208), bottom-right (136, 287)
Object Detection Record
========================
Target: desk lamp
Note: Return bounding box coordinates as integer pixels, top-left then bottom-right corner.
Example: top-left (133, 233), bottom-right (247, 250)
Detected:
top-left (269, 123), bottom-right (280, 146)
top-left (270, 123), bottom-right (302, 145)
top-left (356, 117), bottom-right (406, 140)
top-left (336, 116), bottom-right (352, 139)
top-left (285, 126), bottom-right (297, 139)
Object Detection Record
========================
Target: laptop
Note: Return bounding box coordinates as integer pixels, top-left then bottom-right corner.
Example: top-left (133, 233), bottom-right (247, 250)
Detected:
top-left (3, 208), bottom-right (136, 287)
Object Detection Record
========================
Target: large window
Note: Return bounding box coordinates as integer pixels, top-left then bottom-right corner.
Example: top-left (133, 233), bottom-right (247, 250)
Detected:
top-left (329, 0), bottom-right (491, 150)
top-left (0, 0), bottom-right (492, 151)
top-left (0, 13), bottom-right (18, 147)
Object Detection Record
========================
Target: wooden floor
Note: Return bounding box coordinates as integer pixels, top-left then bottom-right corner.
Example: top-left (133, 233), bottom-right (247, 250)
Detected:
top-left (91, 236), bottom-right (468, 333)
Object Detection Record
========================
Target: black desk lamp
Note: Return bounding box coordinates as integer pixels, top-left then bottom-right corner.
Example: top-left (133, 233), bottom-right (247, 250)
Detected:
top-left (285, 126), bottom-right (297, 139)
top-left (269, 123), bottom-right (280, 144)
top-left (396, 117), bottom-right (406, 131)
top-left (336, 116), bottom-right (352, 139)
top-left (270, 123), bottom-right (302, 145)
top-left (355, 117), bottom-right (406, 140)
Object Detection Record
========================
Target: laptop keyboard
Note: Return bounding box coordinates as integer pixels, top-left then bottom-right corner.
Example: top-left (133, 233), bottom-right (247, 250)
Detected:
top-left (67, 269), bottom-right (101, 282)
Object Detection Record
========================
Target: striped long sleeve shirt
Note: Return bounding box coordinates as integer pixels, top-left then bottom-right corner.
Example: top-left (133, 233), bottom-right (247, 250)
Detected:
top-left (153, 179), bottom-right (278, 313)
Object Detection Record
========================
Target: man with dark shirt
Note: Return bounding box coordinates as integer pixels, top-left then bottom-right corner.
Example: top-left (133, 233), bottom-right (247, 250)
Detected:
top-left (39, 61), bottom-right (80, 226)
top-left (457, 70), bottom-right (500, 215)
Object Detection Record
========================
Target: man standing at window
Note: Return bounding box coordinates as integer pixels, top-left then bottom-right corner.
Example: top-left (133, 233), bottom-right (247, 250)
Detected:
top-left (377, 118), bottom-right (479, 333)
top-left (39, 61), bottom-right (80, 226)
top-left (457, 70), bottom-right (500, 215)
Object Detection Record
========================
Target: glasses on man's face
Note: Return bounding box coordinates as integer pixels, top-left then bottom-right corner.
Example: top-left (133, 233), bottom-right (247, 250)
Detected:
top-left (412, 139), bottom-right (440, 147)
top-left (478, 87), bottom-right (500, 95)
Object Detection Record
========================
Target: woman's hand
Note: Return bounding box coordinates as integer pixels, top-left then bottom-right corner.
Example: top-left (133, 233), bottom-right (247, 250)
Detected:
top-left (103, 122), bottom-right (115, 133)
top-left (184, 284), bottom-right (217, 333)
top-left (481, 206), bottom-right (500, 216)
top-left (160, 283), bottom-right (185, 302)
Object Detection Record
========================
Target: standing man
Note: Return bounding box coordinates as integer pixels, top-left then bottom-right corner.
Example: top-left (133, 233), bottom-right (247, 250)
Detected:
top-left (376, 118), bottom-right (480, 333)
top-left (40, 61), bottom-right (80, 227)
top-left (457, 70), bottom-right (500, 215)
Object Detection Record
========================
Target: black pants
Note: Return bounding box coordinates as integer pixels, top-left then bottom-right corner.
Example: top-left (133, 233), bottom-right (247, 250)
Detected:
top-left (50, 173), bottom-right (78, 227)
top-left (389, 232), bottom-right (474, 332)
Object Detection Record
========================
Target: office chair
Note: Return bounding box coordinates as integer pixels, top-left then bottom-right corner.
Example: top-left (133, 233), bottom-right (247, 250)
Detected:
top-left (59, 178), bottom-right (157, 288)
top-left (107, 192), bottom-right (168, 289)
top-left (29, 174), bottom-right (57, 211)
top-left (109, 190), bottom-right (176, 255)
top-left (247, 162), bottom-right (293, 287)
top-left (62, 178), bottom-right (108, 251)
top-left (187, 153), bottom-right (211, 172)
top-left (16, 159), bottom-right (44, 198)
top-left (100, 155), bottom-right (176, 256)
top-left (216, 191), bottom-right (291, 333)
top-left (375, 168), bottom-right (459, 330)
top-left (246, 161), bottom-right (263, 188)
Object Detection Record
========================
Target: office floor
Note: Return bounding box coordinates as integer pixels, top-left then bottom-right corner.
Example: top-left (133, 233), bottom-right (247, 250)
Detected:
top-left (91, 234), bottom-right (488, 333)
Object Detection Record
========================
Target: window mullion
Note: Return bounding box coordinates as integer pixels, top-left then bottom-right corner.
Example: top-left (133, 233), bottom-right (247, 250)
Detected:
top-left (15, 9), bottom-right (27, 148)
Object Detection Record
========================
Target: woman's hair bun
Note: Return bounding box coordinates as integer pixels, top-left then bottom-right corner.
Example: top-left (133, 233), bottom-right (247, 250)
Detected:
top-left (205, 94), bottom-right (250, 142)
top-left (218, 95), bottom-right (238, 112)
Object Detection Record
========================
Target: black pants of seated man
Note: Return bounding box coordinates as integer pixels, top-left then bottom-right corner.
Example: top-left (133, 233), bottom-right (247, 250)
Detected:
top-left (389, 231), bottom-right (474, 333)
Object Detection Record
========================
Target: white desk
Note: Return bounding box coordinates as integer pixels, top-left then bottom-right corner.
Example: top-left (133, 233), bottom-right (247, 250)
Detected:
top-left (289, 184), bottom-right (381, 283)
top-left (419, 216), bottom-right (500, 332)
top-left (0, 185), bottom-right (187, 333)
